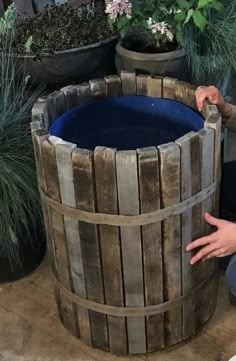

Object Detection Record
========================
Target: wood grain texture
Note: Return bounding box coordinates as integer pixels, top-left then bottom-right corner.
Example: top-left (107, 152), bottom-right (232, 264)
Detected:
top-left (174, 81), bottom-right (197, 109)
top-left (120, 71), bottom-right (137, 96)
top-left (60, 85), bottom-right (79, 111)
top-left (196, 128), bottom-right (216, 329)
top-left (147, 76), bottom-right (163, 98)
top-left (32, 97), bottom-right (50, 129)
top-left (89, 79), bottom-right (106, 100)
top-left (104, 75), bottom-right (122, 97)
top-left (137, 147), bottom-right (164, 352)
top-left (54, 140), bottom-right (91, 345)
top-left (162, 77), bottom-right (177, 99)
top-left (136, 75), bottom-right (149, 96)
top-left (72, 148), bottom-right (109, 351)
top-left (49, 91), bottom-right (66, 124)
top-left (42, 136), bottom-right (78, 337)
top-left (158, 143), bottom-right (182, 346)
top-left (175, 132), bottom-right (196, 340)
top-left (116, 150), bottom-right (146, 354)
top-left (94, 146), bottom-right (127, 355)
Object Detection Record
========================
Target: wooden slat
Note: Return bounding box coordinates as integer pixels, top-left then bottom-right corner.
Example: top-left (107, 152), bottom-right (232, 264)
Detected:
top-left (175, 132), bottom-right (196, 340)
top-left (116, 150), bottom-right (146, 354)
top-left (104, 75), bottom-right (122, 97)
top-left (120, 71), bottom-right (137, 96)
top-left (174, 80), bottom-right (197, 109)
top-left (137, 147), bottom-right (164, 352)
top-left (89, 79), bottom-right (106, 100)
top-left (41, 136), bottom-right (78, 337)
top-left (49, 91), bottom-right (66, 123)
top-left (94, 146), bottom-right (127, 355)
top-left (32, 97), bottom-right (50, 129)
top-left (147, 76), bottom-right (163, 98)
top-left (158, 143), bottom-right (182, 346)
top-left (53, 139), bottom-right (92, 345)
top-left (60, 85), bottom-right (79, 111)
top-left (72, 148), bottom-right (109, 351)
top-left (162, 77), bottom-right (177, 99)
top-left (197, 128), bottom-right (215, 327)
top-left (136, 75), bottom-right (149, 96)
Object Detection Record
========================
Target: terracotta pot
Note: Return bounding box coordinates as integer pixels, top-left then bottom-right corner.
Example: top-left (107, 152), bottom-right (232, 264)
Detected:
top-left (116, 40), bottom-right (188, 80)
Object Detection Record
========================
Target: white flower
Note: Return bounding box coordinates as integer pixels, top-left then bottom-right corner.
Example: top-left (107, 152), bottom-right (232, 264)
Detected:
top-left (147, 18), bottom-right (174, 41)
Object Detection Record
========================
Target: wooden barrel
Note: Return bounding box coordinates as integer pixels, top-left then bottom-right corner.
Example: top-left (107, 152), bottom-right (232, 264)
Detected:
top-left (31, 73), bottom-right (221, 355)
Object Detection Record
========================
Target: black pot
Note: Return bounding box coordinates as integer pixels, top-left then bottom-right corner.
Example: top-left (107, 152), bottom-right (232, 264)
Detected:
top-left (15, 36), bottom-right (118, 86)
top-left (116, 40), bottom-right (189, 81)
top-left (0, 232), bottom-right (46, 283)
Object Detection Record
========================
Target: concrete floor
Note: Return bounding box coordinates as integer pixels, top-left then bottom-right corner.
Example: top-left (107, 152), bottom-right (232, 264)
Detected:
top-left (0, 257), bottom-right (235, 361)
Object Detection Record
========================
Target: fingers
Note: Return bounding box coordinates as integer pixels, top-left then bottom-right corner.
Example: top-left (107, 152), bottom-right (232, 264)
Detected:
top-left (195, 85), bottom-right (220, 111)
top-left (190, 243), bottom-right (218, 265)
top-left (186, 233), bottom-right (216, 252)
top-left (204, 212), bottom-right (222, 227)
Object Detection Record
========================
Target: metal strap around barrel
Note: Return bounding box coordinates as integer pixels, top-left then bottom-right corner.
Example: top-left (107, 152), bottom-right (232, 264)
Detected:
top-left (52, 271), bottom-right (216, 317)
top-left (40, 180), bottom-right (218, 226)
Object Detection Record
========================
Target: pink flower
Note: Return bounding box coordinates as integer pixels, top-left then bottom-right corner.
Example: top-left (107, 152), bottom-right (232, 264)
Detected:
top-left (105, 0), bottom-right (132, 21)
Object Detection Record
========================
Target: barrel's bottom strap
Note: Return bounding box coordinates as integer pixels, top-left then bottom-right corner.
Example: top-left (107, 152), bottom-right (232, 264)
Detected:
top-left (52, 271), bottom-right (217, 318)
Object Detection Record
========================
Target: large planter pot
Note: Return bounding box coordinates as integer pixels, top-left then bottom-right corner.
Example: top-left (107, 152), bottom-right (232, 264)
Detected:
top-left (116, 41), bottom-right (188, 80)
top-left (31, 74), bottom-right (220, 355)
top-left (0, 226), bottom-right (46, 283)
top-left (16, 36), bottom-right (118, 86)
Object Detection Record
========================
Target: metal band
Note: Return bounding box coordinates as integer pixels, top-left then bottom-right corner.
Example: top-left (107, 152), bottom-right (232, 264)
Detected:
top-left (40, 180), bottom-right (218, 226)
top-left (52, 271), bottom-right (216, 317)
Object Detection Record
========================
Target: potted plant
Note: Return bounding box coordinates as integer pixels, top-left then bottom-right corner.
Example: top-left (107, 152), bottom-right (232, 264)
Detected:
top-left (105, 0), bottom-right (224, 79)
top-left (9, 2), bottom-right (117, 86)
top-left (0, 6), bottom-right (45, 282)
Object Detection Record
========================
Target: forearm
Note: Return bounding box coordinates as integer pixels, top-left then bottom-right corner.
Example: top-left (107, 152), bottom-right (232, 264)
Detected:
top-left (222, 103), bottom-right (236, 132)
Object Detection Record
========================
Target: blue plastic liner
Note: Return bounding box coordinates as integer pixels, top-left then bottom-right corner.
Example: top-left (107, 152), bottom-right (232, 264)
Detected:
top-left (49, 96), bottom-right (204, 150)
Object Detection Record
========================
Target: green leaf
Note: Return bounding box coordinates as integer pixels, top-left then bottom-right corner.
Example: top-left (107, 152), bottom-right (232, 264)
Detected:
top-left (177, 0), bottom-right (191, 9)
top-left (197, 0), bottom-right (214, 8)
top-left (174, 10), bottom-right (186, 23)
top-left (210, 1), bottom-right (224, 11)
top-left (192, 10), bottom-right (207, 31)
top-left (184, 9), bottom-right (194, 24)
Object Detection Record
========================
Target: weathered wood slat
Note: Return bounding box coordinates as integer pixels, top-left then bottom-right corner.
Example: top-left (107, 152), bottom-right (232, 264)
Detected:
top-left (158, 143), bottom-right (182, 346)
top-left (60, 83), bottom-right (91, 110)
top-left (72, 148), bottom-right (109, 351)
top-left (136, 75), bottom-right (149, 96)
top-left (89, 79), bottom-right (106, 100)
top-left (49, 91), bottom-right (66, 123)
top-left (147, 76), bottom-right (162, 98)
top-left (41, 136), bottom-right (78, 337)
top-left (104, 75), bottom-right (122, 97)
top-left (32, 97), bottom-right (50, 129)
top-left (196, 128), bottom-right (215, 328)
top-left (175, 132), bottom-right (196, 340)
top-left (94, 146), bottom-right (127, 355)
top-left (138, 147), bottom-right (164, 352)
top-left (116, 150), bottom-right (146, 354)
top-left (162, 77), bottom-right (177, 100)
top-left (120, 71), bottom-right (137, 96)
top-left (174, 81), bottom-right (197, 109)
top-left (53, 139), bottom-right (92, 345)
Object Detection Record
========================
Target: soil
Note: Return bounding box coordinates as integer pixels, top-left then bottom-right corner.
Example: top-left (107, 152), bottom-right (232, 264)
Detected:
top-left (12, 4), bottom-right (115, 57)
top-left (122, 34), bottom-right (179, 54)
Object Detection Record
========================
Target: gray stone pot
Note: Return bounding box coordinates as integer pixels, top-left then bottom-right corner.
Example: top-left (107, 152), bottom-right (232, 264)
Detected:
top-left (116, 41), bottom-right (188, 80)
top-left (16, 36), bottom-right (118, 86)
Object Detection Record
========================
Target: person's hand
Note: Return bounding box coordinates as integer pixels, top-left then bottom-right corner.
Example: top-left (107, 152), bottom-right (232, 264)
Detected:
top-left (186, 212), bottom-right (236, 265)
top-left (195, 85), bottom-right (232, 118)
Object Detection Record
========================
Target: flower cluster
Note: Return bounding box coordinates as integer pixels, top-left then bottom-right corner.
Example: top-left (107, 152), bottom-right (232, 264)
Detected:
top-left (105, 0), bottom-right (224, 50)
top-left (147, 18), bottom-right (174, 42)
top-left (105, 0), bottom-right (132, 21)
